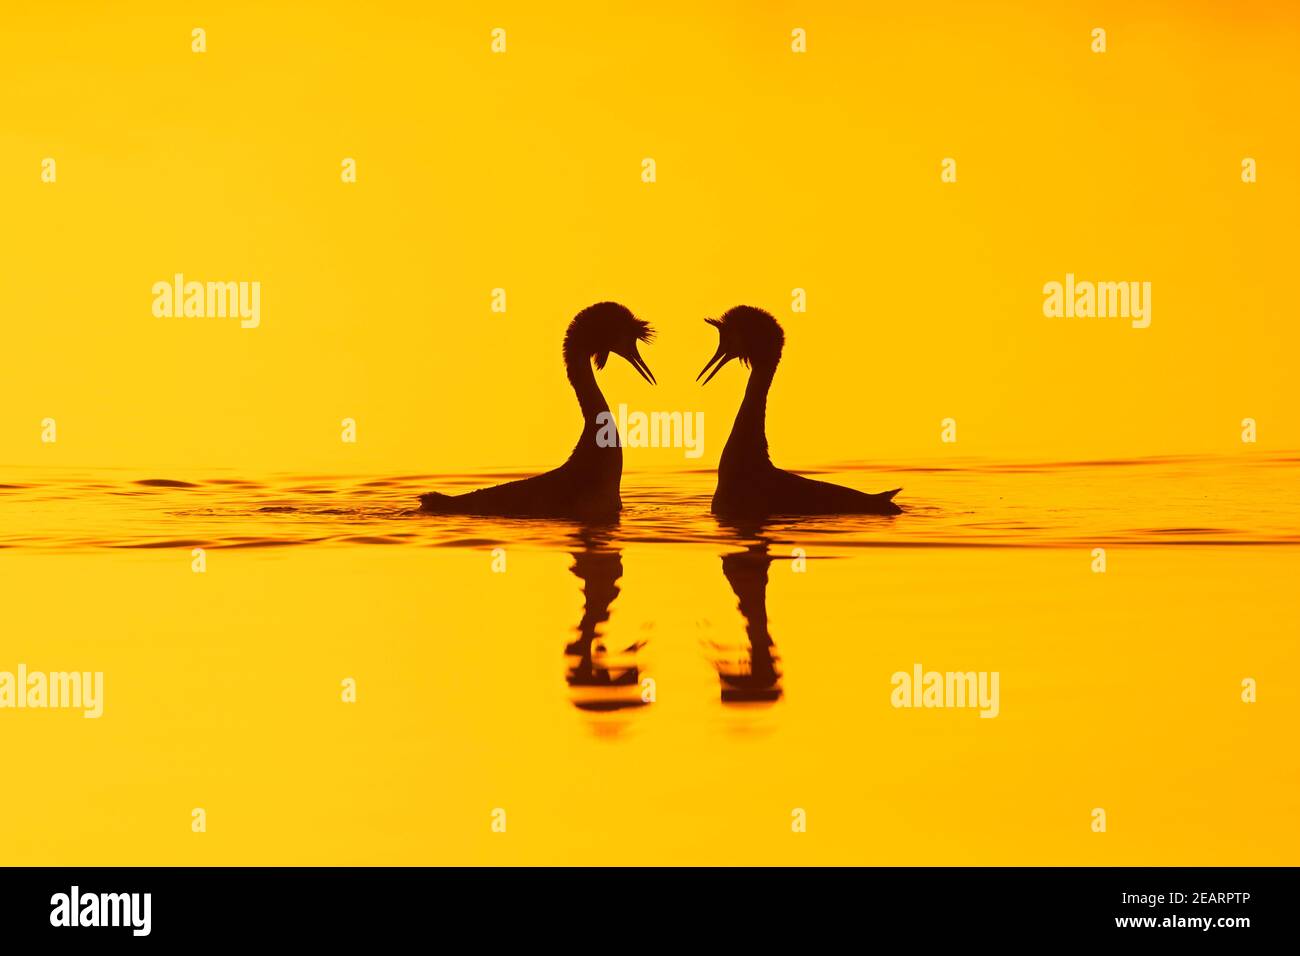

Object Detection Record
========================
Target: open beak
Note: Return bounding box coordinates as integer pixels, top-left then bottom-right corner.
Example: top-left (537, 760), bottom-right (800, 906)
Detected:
top-left (622, 344), bottom-right (656, 385)
top-left (697, 343), bottom-right (733, 385)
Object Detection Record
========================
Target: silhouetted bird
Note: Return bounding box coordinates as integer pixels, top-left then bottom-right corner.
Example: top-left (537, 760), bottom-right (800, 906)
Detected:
top-left (419, 302), bottom-right (655, 519)
top-left (698, 306), bottom-right (901, 517)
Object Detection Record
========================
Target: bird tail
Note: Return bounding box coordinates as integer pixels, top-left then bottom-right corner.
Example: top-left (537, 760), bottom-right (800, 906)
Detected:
top-left (880, 487), bottom-right (902, 499)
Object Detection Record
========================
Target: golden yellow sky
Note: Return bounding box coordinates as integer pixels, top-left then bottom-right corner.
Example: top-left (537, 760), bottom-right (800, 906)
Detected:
top-left (2, 1), bottom-right (1296, 472)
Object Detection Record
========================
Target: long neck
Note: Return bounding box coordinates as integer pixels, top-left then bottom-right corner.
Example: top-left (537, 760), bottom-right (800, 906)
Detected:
top-left (720, 358), bottom-right (777, 468)
top-left (564, 349), bottom-right (617, 466)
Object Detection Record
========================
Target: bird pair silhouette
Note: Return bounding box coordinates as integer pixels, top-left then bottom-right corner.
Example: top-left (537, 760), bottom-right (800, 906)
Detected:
top-left (418, 302), bottom-right (902, 520)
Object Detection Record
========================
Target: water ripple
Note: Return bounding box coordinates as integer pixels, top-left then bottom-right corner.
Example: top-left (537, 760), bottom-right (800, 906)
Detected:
top-left (1, 454), bottom-right (1298, 553)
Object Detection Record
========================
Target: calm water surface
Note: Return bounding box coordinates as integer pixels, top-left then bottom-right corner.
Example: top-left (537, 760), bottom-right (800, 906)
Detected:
top-left (3, 454), bottom-right (1297, 865)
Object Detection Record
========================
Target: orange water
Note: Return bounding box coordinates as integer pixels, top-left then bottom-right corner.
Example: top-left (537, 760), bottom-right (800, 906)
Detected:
top-left (1, 455), bottom-right (1297, 864)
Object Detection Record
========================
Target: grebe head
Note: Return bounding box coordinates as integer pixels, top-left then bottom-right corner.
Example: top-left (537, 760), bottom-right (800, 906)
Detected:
top-left (697, 305), bottom-right (785, 385)
top-left (565, 301), bottom-right (656, 384)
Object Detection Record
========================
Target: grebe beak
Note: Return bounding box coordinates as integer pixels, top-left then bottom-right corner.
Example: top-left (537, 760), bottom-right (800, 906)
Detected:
top-left (697, 343), bottom-right (733, 385)
top-left (619, 344), bottom-right (656, 384)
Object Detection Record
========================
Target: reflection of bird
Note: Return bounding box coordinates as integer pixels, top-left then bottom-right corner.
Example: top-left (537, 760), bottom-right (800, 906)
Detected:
top-left (419, 302), bottom-right (655, 519)
top-left (699, 306), bottom-right (902, 517)
top-left (717, 531), bottom-right (783, 704)
top-left (564, 527), bottom-right (647, 712)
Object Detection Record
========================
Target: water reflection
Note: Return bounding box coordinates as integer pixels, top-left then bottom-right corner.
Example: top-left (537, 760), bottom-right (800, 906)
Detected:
top-left (564, 525), bottom-right (648, 712)
top-left (560, 519), bottom-right (784, 715)
top-left (714, 521), bottom-right (783, 704)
